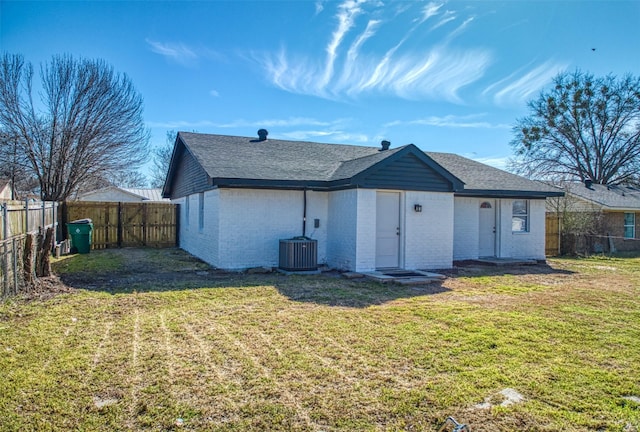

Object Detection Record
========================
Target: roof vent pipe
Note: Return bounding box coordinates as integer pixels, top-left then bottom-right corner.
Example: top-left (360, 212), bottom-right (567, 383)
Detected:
top-left (257, 129), bottom-right (268, 141)
top-left (380, 140), bottom-right (391, 151)
top-left (585, 179), bottom-right (593, 189)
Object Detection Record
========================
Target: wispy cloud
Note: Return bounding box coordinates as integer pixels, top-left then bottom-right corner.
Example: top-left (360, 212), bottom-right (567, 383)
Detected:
top-left (146, 39), bottom-right (198, 65)
top-left (321, 0), bottom-right (366, 90)
top-left (255, 0), bottom-right (488, 103)
top-left (146, 39), bottom-right (223, 66)
top-left (472, 155), bottom-right (510, 170)
top-left (384, 114), bottom-right (510, 129)
top-left (145, 117), bottom-right (369, 144)
top-left (280, 129), bottom-right (369, 143)
top-left (419, 2), bottom-right (444, 24)
top-left (431, 10), bottom-right (456, 31)
top-left (485, 60), bottom-right (568, 106)
top-left (445, 16), bottom-right (475, 42)
top-left (209, 89), bottom-right (220, 97)
top-left (146, 117), bottom-right (344, 130)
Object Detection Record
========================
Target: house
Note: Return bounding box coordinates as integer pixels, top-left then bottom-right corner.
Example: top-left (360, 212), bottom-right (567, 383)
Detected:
top-left (162, 131), bottom-right (562, 272)
top-left (0, 179), bottom-right (17, 201)
top-left (77, 187), bottom-right (169, 202)
top-left (548, 181), bottom-right (640, 253)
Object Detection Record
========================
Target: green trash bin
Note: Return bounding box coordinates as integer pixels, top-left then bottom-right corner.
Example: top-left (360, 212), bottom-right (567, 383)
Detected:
top-left (67, 218), bottom-right (93, 254)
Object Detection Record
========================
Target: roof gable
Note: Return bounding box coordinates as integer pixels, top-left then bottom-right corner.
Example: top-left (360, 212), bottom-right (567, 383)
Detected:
top-left (345, 145), bottom-right (463, 192)
top-left (163, 137), bottom-right (211, 198)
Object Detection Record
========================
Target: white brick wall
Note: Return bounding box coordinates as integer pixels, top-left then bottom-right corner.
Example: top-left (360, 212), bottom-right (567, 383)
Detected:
top-left (178, 190), bottom-right (220, 267)
top-left (327, 189), bottom-right (455, 272)
top-left (452, 197), bottom-right (480, 260)
top-left (326, 189), bottom-right (358, 271)
top-left (453, 197), bottom-right (546, 261)
top-left (178, 188), bottom-right (328, 270)
top-left (305, 191), bottom-right (328, 265)
top-left (176, 188), bottom-right (548, 271)
top-left (501, 199), bottom-right (546, 260)
top-left (404, 191), bottom-right (454, 269)
top-left (355, 189), bottom-right (377, 272)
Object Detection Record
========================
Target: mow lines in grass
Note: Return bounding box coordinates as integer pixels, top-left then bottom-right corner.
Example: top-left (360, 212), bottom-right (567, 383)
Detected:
top-left (158, 312), bottom-right (177, 390)
top-left (254, 325), bottom-right (350, 380)
top-left (126, 308), bottom-right (141, 429)
top-left (90, 320), bottom-right (114, 371)
top-left (208, 318), bottom-right (322, 431)
top-left (33, 306), bottom-right (84, 377)
top-left (173, 310), bottom-right (242, 407)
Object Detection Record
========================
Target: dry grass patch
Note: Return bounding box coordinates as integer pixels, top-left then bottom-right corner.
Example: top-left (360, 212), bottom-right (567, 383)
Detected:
top-left (1, 250), bottom-right (639, 431)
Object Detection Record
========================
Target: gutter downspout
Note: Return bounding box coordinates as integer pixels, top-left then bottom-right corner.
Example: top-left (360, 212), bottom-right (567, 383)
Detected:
top-left (302, 188), bottom-right (307, 237)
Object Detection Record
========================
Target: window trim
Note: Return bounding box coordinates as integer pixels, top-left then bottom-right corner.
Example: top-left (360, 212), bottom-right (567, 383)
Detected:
top-left (624, 212), bottom-right (635, 239)
top-left (512, 199), bottom-right (529, 233)
top-left (184, 196), bottom-right (190, 226)
top-left (198, 192), bottom-right (205, 231)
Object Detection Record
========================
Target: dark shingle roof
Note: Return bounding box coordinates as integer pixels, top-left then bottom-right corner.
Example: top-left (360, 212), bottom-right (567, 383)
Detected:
top-left (563, 182), bottom-right (640, 210)
top-left (173, 132), bottom-right (561, 197)
top-left (180, 132), bottom-right (383, 182)
top-left (426, 152), bottom-right (562, 197)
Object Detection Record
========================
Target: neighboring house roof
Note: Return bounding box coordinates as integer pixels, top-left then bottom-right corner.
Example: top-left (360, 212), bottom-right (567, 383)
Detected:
top-left (560, 182), bottom-right (640, 211)
top-left (163, 132), bottom-right (562, 199)
top-left (79, 186), bottom-right (168, 202)
top-left (121, 188), bottom-right (167, 201)
top-left (0, 179), bottom-right (16, 200)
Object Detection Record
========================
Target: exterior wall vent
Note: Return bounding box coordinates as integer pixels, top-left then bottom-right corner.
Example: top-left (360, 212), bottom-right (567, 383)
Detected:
top-left (279, 238), bottom-right (317, 271)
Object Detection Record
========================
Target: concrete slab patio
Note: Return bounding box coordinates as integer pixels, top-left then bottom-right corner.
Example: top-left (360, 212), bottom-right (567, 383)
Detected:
top-left (355, 269), bottom-right (447, 285)
top-left (458, 257), bottom-right (540, 266)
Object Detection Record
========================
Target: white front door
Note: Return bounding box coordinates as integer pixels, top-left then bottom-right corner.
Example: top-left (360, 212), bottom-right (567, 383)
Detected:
top-left (376, 192), bottom-right (400, 268)
top-left (479, 200), bottom-right (496, 257)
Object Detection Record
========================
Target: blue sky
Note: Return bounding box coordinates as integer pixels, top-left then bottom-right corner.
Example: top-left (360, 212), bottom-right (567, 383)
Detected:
top-left (2, 0), bottom-right (639, 175)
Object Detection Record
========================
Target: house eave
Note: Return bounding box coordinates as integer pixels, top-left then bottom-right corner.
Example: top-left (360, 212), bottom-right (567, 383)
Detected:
top-left (212, 177), bottom-right (464, 193)
top-left (455, 189), bottom-right (564, 199)
top-left (600, 206), bottom-right (640, 212)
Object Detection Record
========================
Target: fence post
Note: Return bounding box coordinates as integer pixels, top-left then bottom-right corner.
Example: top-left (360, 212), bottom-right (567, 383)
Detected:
top-left (1, 240), bottom-right (7, 296)
top-left (42, 200), bottom-right (46, 233)
top-left (12, 237), bottom-right (18, 295)
top-left (25, 199), bottom-right (29, 235)
top-left (53, 202), bottom-right (58, 245)
top-left (117, 202), bottom-right (123, 248)
top-left (1, 203), bottom-right (6, 240)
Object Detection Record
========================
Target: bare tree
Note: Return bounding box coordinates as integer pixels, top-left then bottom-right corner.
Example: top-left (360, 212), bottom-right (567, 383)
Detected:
top-left (0, 53), bottom-right (150, 201)
top-left (149, 130), bottom-right (177, 188)
top-left (510, 70), bottom-right (640, 185)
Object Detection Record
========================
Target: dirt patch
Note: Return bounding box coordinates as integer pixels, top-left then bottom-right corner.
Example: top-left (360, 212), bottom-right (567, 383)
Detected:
top-left (16, 275), bottom-right (76, 302)
top-left (55, 248), bottom-right (233, 293)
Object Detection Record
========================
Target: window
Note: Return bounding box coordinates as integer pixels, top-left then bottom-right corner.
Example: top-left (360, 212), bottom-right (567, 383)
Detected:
top-left (480, 201), bottom-right (492, 209)
top-left (624, 212), bottom-right (635, 239)
top-left (512, 200), bottom-right (529, 232)
top-left (184, 196), bottom-right (190, 226)
top-left (198, 192), bottom-right (205, 230)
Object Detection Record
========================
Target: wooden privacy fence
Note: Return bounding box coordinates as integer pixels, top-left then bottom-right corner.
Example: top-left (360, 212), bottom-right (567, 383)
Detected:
top-left (1, 234), bottom-right (27, 297)
top-left (0, 200), bottom-right (59, 297)
top-left (61, 201), bottom-right (178, 249)
top-left (1, 200), bottom-right (59, 240)
top-left (545, 214), bottom-right (561, 256)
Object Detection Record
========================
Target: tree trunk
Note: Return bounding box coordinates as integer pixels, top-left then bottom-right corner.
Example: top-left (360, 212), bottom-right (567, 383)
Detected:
top-left (36, 227), bottom-right (54, 277)
top-left (23, 233), bottom-right (35, 283)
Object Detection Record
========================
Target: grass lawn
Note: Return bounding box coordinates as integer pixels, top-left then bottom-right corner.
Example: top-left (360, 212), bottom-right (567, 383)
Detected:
top-left (1, 249), bottom-right (639, 431)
